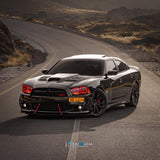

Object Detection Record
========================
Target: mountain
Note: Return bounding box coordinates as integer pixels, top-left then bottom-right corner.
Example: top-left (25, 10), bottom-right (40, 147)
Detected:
top-left (0, 0), bottom-right (105, 23)
top-left (51, 0), bottom-right (160, 11)
top-left (106, 7), bottom-right (157, 22)
top-left (0, 0), bottom-right (159, 24)
top-left (132, 12), bottom-right (160, 26)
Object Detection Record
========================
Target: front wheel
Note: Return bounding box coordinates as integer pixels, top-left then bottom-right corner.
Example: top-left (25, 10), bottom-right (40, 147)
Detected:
top-left (91, 88), bottom-right (107, 117)
top-left (126, 83), bottom-right (140, 107)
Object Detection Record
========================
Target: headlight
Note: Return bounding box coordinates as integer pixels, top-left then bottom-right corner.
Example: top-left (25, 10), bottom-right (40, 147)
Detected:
top-left (71, 86), bottom-right (91, 95)
top-left (22, 85), bottom-right (33, 94)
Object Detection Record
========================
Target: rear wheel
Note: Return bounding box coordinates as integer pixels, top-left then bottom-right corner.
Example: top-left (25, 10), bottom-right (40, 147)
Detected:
top-left (126, 83), bottom-right (140, 107)
top-left (91, 88), bottom-right (107, 117)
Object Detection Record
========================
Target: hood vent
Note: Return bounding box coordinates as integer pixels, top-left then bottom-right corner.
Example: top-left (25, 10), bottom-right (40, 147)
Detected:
top-left (47, 77), bottom-right (60, 82)
top-left (39, 76), bottom-right (51, 81)
top-left (38, 74), bottom-right (83, 82)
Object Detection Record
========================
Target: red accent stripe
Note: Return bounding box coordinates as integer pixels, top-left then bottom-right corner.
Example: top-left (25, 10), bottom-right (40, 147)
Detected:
top-left (34, 104), bottom-right (40, 114)
top-left (58, 104), bottom-right (62, 115)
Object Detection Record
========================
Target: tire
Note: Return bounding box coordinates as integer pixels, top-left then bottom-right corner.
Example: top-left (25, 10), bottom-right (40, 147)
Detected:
top-left (91, 88), bottom-right (107, 117)
top-left (126, 83), bottom-right (140, 107)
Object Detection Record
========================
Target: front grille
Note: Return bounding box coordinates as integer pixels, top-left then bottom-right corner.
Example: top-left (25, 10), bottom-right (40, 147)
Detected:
top-left (29, 101), bottom-right (71, 111)
top-left (38, 101), bottom-right (71, 111)
top-left (31, 88), bottom-right (67, 97)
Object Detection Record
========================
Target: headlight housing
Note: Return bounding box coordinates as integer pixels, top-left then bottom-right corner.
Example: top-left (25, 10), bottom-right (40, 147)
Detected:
top-left (22, 85), bottom-right (33, 94)
top-left (71, 86), bottom-right (91, 95)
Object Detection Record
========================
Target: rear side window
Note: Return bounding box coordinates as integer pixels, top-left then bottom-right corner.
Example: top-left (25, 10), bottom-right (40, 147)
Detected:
top-left (106, 61), bottom-right (117, 73)
top-left (114, 60), bottom-right (128, 72)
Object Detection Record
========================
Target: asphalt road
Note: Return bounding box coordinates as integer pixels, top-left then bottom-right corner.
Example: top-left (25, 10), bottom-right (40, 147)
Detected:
top-left (0, 18), bottom-right (160, 160)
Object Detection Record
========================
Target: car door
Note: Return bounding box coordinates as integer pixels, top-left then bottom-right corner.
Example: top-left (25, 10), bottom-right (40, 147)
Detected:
top-left (103, 60), bottom-right (122, 104)
top-left (113, 60), bottom-right (132, 101)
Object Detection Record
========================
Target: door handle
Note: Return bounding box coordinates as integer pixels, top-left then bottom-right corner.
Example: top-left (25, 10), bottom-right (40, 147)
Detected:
top-left (130, 74), bottom-right (134, 79)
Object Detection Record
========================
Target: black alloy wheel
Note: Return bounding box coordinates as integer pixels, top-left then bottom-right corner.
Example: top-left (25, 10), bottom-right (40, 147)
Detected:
top-left (91, 88), bottom-right (107, 117)
top-left (126, 83), bottom-right (140, 107)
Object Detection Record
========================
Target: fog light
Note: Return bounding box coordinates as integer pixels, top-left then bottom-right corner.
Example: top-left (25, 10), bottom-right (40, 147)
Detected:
top-left (78, 106), bottom-right (82, 110)
top-left (23, 103), bottom-right (27, 108)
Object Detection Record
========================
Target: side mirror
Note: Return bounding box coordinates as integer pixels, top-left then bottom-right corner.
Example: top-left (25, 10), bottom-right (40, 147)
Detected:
top-left (105, 70), bottom-right (118, 78)
top-left (42, 69), bottom-right (48, 74)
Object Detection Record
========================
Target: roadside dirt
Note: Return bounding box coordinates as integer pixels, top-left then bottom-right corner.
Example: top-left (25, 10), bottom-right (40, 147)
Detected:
top-left (0, 36), bottom-right (47, 83)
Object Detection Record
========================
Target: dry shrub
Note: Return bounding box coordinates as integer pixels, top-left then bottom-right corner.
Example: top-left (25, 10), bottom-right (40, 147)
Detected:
top-left (118, 32), bottom-right (134, 37)
top-left (6, 49), bottom-right (31, 67)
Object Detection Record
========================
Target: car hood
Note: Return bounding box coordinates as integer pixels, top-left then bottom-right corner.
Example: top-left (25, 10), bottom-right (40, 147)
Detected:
top-left (23, 73), bottom-right (100, 89)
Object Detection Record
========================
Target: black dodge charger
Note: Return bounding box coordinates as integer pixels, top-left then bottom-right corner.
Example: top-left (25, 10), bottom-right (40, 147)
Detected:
top-left (19, 54), bottom-right (141, 117)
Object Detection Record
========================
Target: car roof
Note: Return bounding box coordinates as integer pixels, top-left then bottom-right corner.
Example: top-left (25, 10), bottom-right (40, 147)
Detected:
top-left (63, 54), bottom-right (117, 60)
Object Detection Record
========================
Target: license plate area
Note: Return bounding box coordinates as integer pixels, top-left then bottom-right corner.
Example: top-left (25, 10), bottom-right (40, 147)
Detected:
top-left (69, 97), bottom-right (85, 103)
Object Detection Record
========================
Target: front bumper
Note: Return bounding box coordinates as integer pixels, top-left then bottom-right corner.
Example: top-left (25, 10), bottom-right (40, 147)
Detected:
top-left (19, 93), bottom-right (93, 115)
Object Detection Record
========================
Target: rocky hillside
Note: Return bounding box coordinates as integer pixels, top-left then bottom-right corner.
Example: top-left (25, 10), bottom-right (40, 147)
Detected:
top-left (0, 0), bottom-right (106, 24)
top-left (106, 7), bottom-right (157, 22)
top-left (0, 21), bottom-right (14, 67)
top-left (50, 0), bottom-right (160, 11)
top-left (132, 12), bottom-right (160, 27)
top-left (0, 21), bottom-right (47, 69)
top-left (0, 1), bottom-right (159, 26)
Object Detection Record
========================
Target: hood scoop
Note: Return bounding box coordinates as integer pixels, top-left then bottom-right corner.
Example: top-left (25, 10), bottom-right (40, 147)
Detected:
top-left (38, 73), bottom-right (81, 82)
top-left (39, 76), bottom-right (51, 81)
top-left (47, 77), bottom-right (60, 82)
top-left (38, 76), bottom-right (61, 82)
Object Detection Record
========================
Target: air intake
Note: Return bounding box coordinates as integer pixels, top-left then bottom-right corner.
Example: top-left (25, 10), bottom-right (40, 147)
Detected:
top-left (47, 77), bottom-right (60, 82)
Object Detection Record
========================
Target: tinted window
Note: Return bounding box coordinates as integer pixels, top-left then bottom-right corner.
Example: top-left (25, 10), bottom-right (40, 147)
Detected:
top-left (115, 60), bottom-right (128, 72)
top-left (106, 61), bottom-right (117, 73)
top-left (48, 59), bottom-right (104, 76)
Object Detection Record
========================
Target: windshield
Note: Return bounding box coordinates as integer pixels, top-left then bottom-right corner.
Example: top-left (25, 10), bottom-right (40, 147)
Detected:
top-left (48, 59), bottom-right (104, 76)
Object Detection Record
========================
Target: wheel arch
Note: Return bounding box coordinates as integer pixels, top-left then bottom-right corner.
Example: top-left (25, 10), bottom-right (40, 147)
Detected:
top-left (134, 80), bottom-right (140, 87)
top-left (96, 86), bottom-right (105, 92)
top-left (95, 86), bottom-right (108, 103)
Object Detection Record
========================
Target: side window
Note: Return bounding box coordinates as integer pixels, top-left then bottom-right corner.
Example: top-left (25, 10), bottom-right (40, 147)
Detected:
top-left (106, 60), bottom-right (117, 73)
top-left (115, 60), bottom-right (128, 72)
